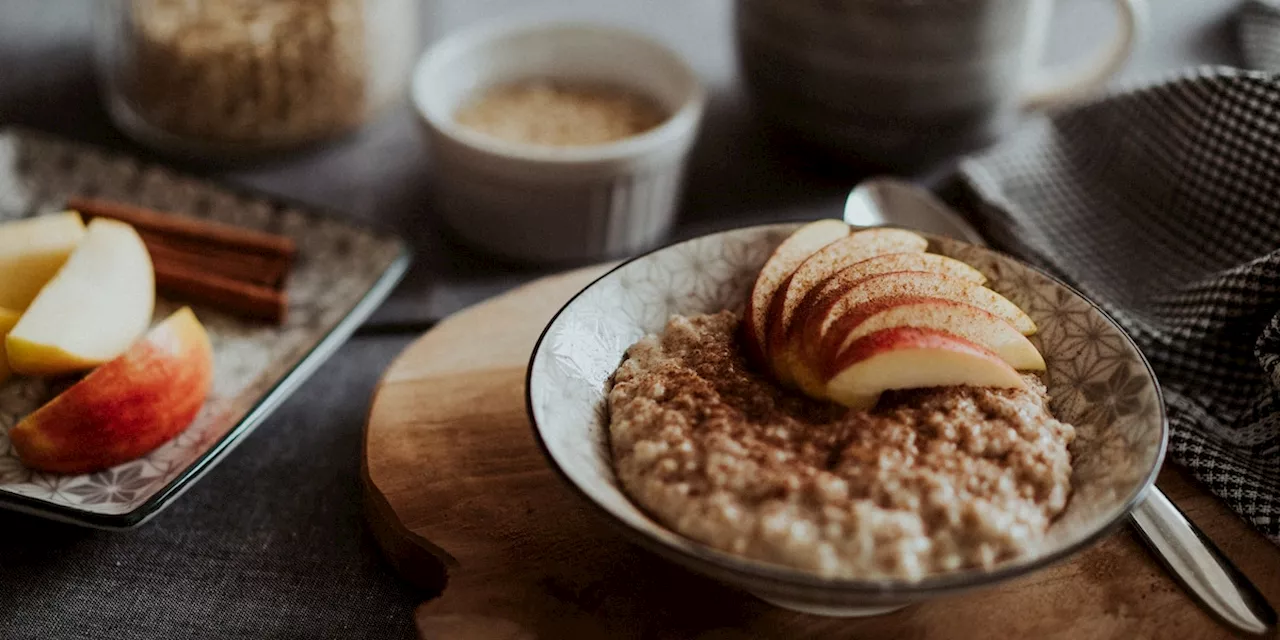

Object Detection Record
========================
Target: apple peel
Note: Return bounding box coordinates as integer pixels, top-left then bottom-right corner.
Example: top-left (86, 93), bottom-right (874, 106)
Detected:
top-left (10, 307), bottom-right (214, 474)
top-left (825, 326), bottom-right (1026, 410)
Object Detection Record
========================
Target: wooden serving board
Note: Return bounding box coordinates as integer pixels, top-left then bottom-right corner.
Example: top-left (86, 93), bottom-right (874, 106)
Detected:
top-left (362, 266), bottom-right (1280, 639)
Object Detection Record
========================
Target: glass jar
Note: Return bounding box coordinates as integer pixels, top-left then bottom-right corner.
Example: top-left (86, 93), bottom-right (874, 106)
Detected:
top-left (94, 0), bottom-right (419, 159)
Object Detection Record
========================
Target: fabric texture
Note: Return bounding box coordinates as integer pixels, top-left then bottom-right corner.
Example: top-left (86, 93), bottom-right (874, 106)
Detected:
top-left (0, 336), bottom-right (422, 640)
top-left (957, 66), bottom-right (1280, 543)
top-left (1241, 0), bottom-right (1280, 72)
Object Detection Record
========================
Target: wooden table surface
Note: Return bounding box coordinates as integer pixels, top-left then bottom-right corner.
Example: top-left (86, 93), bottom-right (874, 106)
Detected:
top-left (364, 267), bottom-right (1280, 640)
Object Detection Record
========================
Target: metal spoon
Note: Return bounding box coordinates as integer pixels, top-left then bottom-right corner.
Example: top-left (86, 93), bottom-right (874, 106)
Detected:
top-left (844, 176), bottom-right (1277, 637)
top-left (844, 178), bottom-right (988, 245)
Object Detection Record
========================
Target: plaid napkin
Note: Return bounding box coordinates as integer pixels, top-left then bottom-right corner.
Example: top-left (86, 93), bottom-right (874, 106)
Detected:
top-left (955, 66), bottom-right (1280, 544)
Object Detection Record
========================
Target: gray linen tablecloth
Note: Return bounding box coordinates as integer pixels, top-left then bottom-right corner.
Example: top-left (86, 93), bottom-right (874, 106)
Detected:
top-left (0, 0), bottom-right (1244, 638)
top-left (0, 338), bottom-right (421, 639)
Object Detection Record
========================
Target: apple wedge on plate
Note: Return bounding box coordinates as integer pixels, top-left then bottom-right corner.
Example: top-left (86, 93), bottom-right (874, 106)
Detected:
top-left (0, 307), bottom-right (20, 386)
top-left (0, 211), bottom-right (86, 311)
top-left (6, 218), bottom-right (155, 376)
top-left (9, 307), bottom-right (214, 474)
top-left (744, 222), bottom-right (1045, 409)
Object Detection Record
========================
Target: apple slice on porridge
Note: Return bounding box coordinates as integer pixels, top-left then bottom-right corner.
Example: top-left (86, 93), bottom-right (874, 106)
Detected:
top-left (607, 222), bottom-right (1073, 580)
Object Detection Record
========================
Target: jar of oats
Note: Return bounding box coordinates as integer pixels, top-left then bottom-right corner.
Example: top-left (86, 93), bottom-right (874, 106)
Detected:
top-left (94, 0), bottom-right (418, 158)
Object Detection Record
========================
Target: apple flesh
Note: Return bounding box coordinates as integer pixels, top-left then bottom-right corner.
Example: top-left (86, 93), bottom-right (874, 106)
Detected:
top-left (805, 270), bottom-right (1036, 352)
top-left (795, 252), bottom-right (987, 327)
top-left (821, 296), bottom-right (1045, 378)
top-left (7, 218), bottom-right (155, 376)
top-left (0, 307), bottom-right (19, 386)
top-left (765, 228), bottom-right (927, 384)
top-left (742, 220), bottom-right (849, 368)
top-left (788, 271), bottom-right (1035, 397)
top-left (779, 252), bottom-right (988, 395)
top-left (825, 326), bottom-right (1026, 410)
top-left (9, 307), bottom-right (213, 474)
top-left (0, 211), bottom-right (86, 311)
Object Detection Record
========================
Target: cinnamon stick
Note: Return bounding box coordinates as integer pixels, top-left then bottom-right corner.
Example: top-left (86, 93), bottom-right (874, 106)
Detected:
top-left (140, 231), bottom-right (289, 288)
top-left (68, 195), bottom-right (295, 324)
top-left (69, 196), bottom-right (296, 263)
top-left (154, 261), bottom-right (288, 324)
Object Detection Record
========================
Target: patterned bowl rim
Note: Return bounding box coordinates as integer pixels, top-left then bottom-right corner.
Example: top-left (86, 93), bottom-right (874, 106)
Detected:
top-left (525, 222), bottom-right (1169, 595)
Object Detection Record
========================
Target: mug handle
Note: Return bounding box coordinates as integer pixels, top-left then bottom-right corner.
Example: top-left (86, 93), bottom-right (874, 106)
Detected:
top-left (1021, 0), bottom-right (1149, 109)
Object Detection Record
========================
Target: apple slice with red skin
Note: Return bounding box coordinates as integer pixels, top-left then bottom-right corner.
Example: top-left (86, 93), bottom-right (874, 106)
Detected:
top-left (741, 219), bottom-right (849, 368)
top-left (789, 271), bottom-right (1035, 397)
top-left (778, 253), bottom-right (988, 394)
top-left (793, 252), bottom-right (987, 332)
top-left (806, 270), bottom-right (1035, 347)
top-left (764, 228), bottom-right (927, 385)
top-left (819, 296), bottom-right (1045, 379)
top-left (9, 307), bottom-right (214, 474)
top-left (824, 326), bottom-right (1027, 410)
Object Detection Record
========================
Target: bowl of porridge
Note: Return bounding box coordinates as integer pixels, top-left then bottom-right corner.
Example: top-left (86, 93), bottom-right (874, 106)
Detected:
top-left (526, 222), bottom-right (1166, 616)
top-left (410, 20), bottom-right (705, 264)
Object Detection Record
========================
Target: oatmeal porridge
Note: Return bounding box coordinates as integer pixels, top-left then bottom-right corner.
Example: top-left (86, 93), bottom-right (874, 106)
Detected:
top-left (607, 311), bottom-right (1075, 580)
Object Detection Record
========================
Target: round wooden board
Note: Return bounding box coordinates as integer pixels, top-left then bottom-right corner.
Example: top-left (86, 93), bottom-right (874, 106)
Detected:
top-left (362, 266), bottom-right (1280, 639)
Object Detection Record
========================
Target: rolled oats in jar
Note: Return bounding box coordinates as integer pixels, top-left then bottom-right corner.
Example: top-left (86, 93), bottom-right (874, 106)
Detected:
top-left (95, 0), bottom-right (418, 157)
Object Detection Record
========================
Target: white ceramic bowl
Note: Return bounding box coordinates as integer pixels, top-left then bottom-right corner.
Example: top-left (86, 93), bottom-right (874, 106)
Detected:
top-left (411, 21), bottom-right (706, 264)
top-left (526, 223), bottom-right (1167, 616)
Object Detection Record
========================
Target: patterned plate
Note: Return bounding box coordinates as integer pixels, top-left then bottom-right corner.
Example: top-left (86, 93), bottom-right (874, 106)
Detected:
top-left (527, 223), bottom-right (1167, 613)
top-left (0, 128), bottom-right (410, 528)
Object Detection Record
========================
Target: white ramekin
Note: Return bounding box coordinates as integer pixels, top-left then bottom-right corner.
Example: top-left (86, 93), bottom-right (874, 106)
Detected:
top-left (411, 21), bottom-right (706, 264)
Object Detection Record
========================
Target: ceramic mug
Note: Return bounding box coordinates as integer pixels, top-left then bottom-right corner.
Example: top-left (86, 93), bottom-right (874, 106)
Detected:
top-left (736, 0), bottom-right (1148, 168)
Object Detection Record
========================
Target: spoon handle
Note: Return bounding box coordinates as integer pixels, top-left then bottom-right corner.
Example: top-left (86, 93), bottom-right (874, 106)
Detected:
top-left (1129, 487), bottom-right (1276, 635)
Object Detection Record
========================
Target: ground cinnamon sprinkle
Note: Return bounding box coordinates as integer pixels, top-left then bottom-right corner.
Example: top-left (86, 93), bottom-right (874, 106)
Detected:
top-left (607, 311), bottom-right (1075, 580)
top-left (454, 80), bottom-right (667, 146)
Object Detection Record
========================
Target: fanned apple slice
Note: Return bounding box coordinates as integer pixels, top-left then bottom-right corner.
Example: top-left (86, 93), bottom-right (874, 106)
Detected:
top-left (791, 269), bottom-right (1034, 397)
top-left (765, 228), bottom-right (927, 384)
top-left (781, 252), bottom-right (988, 394)
top-left (796, 252), bottom-right (986, 324)
top-left (820, 296), bottom-right (1044, 379)
top-left (742, 219), bottom-right (849, 367)
top-left (806, 270), bottom-right (1035, 350)
top-left (794, 270), bottom-right (1034, 397)
top-left (825, 326), bottom-right (1026, 410)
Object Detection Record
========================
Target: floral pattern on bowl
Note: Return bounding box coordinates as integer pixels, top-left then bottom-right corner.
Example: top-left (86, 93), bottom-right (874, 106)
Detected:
top-left (526, 223), bottom-right (1166, 612)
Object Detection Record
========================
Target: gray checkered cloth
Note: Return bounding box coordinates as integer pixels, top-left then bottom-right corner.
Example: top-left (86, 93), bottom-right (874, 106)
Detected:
top-left (956, 66), bottom-right (1280, 544)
